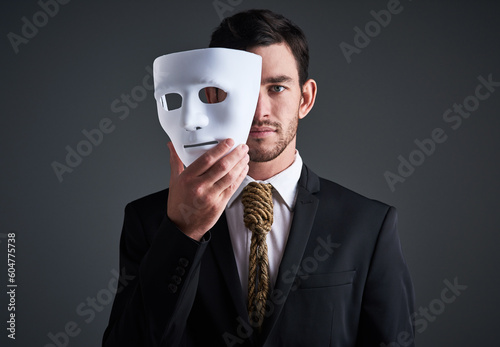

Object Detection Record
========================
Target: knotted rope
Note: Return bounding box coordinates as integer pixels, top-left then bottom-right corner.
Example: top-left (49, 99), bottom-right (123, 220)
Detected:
top-left (242, 182), bottom-right (273, 328)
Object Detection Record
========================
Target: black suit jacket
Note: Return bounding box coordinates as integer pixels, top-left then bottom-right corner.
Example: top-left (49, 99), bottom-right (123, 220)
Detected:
top-left (103, 165), bottom-right (415, 346)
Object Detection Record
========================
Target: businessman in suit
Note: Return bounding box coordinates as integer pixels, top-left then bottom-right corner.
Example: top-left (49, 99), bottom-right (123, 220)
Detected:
top-left (103, 9), bottom-right (415, 347)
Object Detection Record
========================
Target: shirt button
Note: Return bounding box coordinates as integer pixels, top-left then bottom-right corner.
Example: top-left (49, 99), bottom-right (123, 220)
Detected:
top-left (179, 258), bottom-right (189, 267)
top-left (168, 284), bottom-right (177, 293)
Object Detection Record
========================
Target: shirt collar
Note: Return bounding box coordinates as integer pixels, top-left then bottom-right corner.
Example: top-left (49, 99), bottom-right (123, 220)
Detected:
top-left (227, 151), bottom-right (303, 211)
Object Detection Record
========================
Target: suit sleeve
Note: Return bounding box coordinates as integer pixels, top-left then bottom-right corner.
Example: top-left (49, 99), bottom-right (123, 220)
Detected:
top-left (102, 202), bottom-right (210, 347)
top-left (356, 206), bottom-right (416, 347)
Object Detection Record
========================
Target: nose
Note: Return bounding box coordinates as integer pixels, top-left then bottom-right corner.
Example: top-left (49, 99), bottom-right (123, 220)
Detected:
top-left (253, 91), bottom-right (270, 122)
top-left (182, 112), bottom-right (209, 131)
top-left (181, 94), bottom-right (209, 131)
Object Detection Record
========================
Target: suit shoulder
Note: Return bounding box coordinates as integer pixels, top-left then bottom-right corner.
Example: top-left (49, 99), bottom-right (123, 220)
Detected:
top-left (302, 165), bottom-right (390, 211)
top-left (126, 188), bottom-right (169, 215)
top-left (317, 176), bottom-right (391, 214)
top-left (121, 189), bottom-right (170, 238)
top-left (313, 176), bottom-right (396, 241)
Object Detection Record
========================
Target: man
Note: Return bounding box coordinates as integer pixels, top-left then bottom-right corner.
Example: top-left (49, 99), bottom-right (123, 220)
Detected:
top-left (103, 9), bottom-right (415, 347)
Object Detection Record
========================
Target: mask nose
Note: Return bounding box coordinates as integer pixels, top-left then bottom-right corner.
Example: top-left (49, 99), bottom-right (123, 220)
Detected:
top-left (182, 112), bottom-right (209, 131)
top-left (181, 95), bottom-right (209, 131)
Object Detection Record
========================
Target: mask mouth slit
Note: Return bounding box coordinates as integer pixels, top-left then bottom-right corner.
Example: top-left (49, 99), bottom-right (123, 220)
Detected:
top-left (184, 141), bottom-right (219, 148)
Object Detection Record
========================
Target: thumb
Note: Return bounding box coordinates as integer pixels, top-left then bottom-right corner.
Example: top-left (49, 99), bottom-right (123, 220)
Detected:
top-left (167, 142), bottom-right (184, 179)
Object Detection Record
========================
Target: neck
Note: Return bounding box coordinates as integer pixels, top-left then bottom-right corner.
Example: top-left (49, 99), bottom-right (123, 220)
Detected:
top-left (247, 143), bottom-right (296, 181)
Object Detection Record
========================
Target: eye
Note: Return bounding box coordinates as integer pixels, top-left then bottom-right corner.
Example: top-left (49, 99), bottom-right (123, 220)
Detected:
top-left (271, 85), bottom-right (285, 93)
top-left (160, 93), bottom-right (182, 111)
top-left (199, 87), bottom-right (227, 104)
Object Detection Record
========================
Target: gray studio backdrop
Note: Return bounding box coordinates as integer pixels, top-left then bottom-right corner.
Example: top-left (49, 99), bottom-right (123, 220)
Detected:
top-left (1, 0), bottom-right (499, 346)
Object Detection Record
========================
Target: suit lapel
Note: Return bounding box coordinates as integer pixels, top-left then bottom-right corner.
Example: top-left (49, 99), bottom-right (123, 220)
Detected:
top-left (208, 212), bottom-right (250, 328)
top-left (258, 166), bottom-right (320, 344)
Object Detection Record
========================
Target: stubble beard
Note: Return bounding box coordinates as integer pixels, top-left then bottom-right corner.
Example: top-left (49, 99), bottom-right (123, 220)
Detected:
top-left (248, 116), bottom-right (299, 163)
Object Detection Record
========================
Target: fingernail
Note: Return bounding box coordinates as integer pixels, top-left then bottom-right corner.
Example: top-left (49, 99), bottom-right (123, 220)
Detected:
top-left (226, 138), bottom-right (234, 147)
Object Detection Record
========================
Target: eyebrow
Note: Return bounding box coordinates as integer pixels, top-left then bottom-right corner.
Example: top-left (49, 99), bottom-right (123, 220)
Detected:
top-left (263, 75), bottom-right (294, 84)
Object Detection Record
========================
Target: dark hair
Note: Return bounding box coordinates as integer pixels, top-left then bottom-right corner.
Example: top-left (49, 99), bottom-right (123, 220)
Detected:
top-left (209, 9), bottom-right (309, 87)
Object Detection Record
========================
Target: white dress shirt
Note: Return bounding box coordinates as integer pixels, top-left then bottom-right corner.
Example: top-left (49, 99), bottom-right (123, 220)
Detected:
top-left (225, 151), bottom-right (303, 297)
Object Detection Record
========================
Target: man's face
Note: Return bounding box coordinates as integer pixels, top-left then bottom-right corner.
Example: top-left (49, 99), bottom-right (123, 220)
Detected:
top-left (246, 43), bottom-right (305, 163)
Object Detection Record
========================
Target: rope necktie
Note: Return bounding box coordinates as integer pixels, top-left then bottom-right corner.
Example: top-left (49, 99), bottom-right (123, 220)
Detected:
top-left (241, 182), bottom-right (273, 328)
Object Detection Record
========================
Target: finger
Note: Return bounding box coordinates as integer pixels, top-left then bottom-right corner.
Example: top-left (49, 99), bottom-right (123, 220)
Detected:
top-left (185, 138), bottom-right (235, 176)
top-left (167, 142), bottom-right (184, 179)
top-left (220, 156), bottom-right (249, 201)
top-left (214, 151), bottom-right (250, 195)
top-left (203, 143), bottom-right (249, 184)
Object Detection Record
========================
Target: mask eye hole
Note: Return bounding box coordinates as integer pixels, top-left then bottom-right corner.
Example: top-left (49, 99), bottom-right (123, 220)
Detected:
top-left (199, 87), bottom-right (227, 104)
top-left (160, 93), bottom-right (182, 111)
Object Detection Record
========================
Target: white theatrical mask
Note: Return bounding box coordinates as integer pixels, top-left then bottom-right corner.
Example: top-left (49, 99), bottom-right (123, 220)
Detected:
top-left (153, 48), bottom-right (262, 167)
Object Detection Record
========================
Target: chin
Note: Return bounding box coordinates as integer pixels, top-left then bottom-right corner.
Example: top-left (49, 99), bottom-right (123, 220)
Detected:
top-left (249, 147), bottom-right (284, 163)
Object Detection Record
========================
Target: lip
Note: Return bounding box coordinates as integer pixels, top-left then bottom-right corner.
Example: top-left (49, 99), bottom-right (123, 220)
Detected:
top-left (249, 127), bottom-right (276, 138)
top-left (183, 140), bottom-right (218, 148)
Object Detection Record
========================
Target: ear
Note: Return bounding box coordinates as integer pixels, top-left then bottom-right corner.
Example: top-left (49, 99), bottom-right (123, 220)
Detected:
top-left (298, 79), bottom-right (317, 119)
